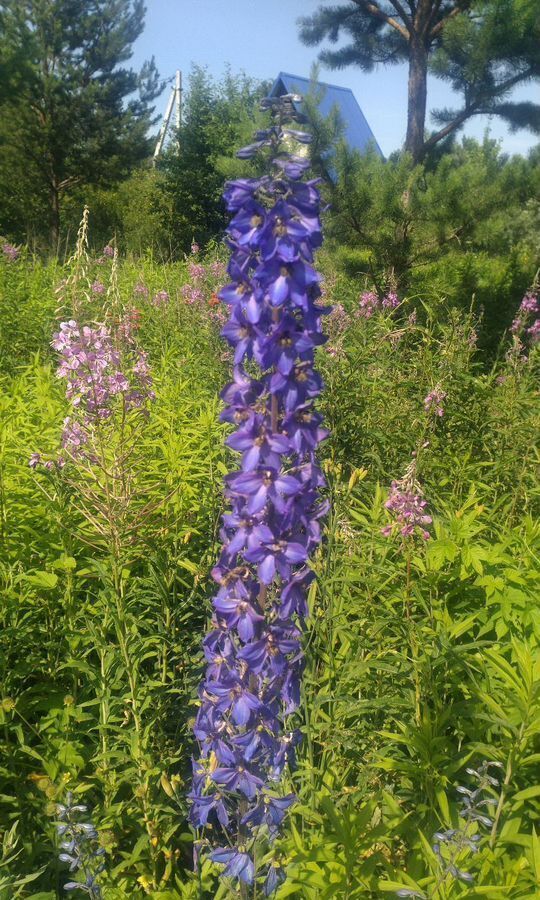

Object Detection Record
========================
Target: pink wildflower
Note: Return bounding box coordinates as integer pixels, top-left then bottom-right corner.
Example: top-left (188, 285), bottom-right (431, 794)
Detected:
top-left (383, 481), bottom-right (432, 541)
top-left (382, 455), bottom-right (432, 542)
top-left (382, 290), bottom-right (399, 309)
top-left (528, 319), bottom-right (540, 343)
top-left (358, 290), bottom-right (379, 318)
top-left (134, 282), bottom-right (149, 297)
top-left (424, 388), bottom-right (447, 418)
top-left (2, 242), bottom-right (19, 261)
top-left (152, 290), bottom-right (170, 307)
top-left (188, 262), bottom-right (206, 281)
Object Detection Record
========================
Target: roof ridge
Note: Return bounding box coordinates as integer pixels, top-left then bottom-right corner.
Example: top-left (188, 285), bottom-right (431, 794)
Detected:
top-left (277, 71), bottom-right (355, 95)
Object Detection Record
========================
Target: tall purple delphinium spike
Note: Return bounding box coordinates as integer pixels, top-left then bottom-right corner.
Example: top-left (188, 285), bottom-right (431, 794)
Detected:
top-left (189, 95), bottom-right (329, 894)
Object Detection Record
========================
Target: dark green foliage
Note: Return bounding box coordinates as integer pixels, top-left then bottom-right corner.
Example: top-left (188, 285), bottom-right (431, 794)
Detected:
top-left (156, 66), bottom-right (268, 257)
top-left (315, 136), bottom-right (539, 352)
top-left (0, 0), bottom-right (162, 249)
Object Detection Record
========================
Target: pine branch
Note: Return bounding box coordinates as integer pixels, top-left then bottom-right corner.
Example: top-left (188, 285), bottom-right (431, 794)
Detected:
top-left (429, 1), bottom-right (472, 39)
top-left (424, 67), bottom-right (537, 151)
top-left (349, 0), bottom-right (411, 39)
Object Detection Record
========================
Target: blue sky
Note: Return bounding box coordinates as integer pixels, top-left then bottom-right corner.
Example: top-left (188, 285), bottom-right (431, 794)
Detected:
top-left (132, 0), bottom-right (539, 158)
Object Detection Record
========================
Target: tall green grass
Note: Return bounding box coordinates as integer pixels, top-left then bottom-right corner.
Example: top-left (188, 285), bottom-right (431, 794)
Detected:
top-left (0, 245), bottom-right (538, 898)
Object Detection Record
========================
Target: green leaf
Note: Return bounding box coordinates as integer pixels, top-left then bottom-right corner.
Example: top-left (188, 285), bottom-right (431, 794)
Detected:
top-left (512, 786), bottom-right (540, 802)
top-left (23, 571), bottom-right (58, 590)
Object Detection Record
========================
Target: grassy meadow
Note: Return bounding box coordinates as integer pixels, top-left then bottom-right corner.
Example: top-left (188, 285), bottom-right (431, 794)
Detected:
top-left (0, 234), bottom-right (539, 899)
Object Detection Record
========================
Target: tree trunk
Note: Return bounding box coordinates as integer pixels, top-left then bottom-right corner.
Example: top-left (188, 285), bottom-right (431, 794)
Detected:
top-left (49, 177), bottom-right (60, 253)
top-left (405, 38), bottom-right (428, 164)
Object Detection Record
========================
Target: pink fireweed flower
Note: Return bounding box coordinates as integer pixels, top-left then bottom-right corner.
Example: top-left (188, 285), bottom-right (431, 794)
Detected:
top-left (528, 318), bottom-right (540, 342)
top-left (152, 289), bottom-right (170, 307)
top-left (62, 417), bottom-right (88, 452)
top-left (181, 283), bottom-right (205, 305)
top-left (510, 316), bottom-right (521, 335)
top-left (424, 388), bottom-right (447, 417)
top-left (103, 245), bottom-right (114, 259)
top-left (188, 262), bottom-right (206, 281)
top-left (358, 289), bottom-right (400, 317)
top-left (511, 286), bottom-right (539, 341)
top-left (2, 242), bottom-right (19, 261)
top-left (117, 307), bottom-right (141, 343)
top-left (358, 290), bottom-right (379, 318)
top-left (327, 302), bottom-right (348, 333)
top-left (29, 452), bottom-right (41, 469)
top-left (133, 282), bottom-right (149, 297)
top-left (191, 241), bottom-right (200, 255)
top-left (382, 457), bottom-right (432, 542)
top-left (520, 292), bottom-right (539, 315)
top-left (52, 319), bottom-right (154, 455)
top-left (28, 451), bottom-right (65, 470)
top-left (381, 290), bottom-right (400, 309)
top-left (210, 260), bottom-right (227, 278)
top-left (91, 280), bottom-right (105, 295)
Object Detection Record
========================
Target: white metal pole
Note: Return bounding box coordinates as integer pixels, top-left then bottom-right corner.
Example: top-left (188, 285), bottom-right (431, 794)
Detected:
top-left (175, 69), bottom-right (182, 134)
top-left (153, 87), bottom-right (175, 163)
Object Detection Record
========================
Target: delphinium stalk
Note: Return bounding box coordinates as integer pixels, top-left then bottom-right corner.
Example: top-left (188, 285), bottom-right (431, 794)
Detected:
top-left (188, 94), bottom-right (329, 895)
top-left (56, 792), bottom-right (106, 897)
top-left (397, 761), bottom-right (502, 899)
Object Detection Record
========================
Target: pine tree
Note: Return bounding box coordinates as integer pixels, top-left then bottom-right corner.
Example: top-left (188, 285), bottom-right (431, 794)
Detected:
top-left (0, 0), bottom-right (162, 249)
top-left (298, 0), bottom-right (540, 162)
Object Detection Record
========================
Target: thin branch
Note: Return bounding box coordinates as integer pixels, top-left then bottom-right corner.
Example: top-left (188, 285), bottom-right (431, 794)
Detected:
top-left (350, 0), bottom-right (411, 39)
top-left (429, 3), bottom-right (469, 39)
top-left (385, 0), bottom-right (414, 29)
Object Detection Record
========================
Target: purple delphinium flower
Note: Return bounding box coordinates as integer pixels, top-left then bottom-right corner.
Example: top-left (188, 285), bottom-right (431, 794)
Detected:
top-left (210, 847), bottom-right (255, 884)
top-left (56, 792), bottom-right (105, 897)
top-left (190, 95), bottom-right (329, 893)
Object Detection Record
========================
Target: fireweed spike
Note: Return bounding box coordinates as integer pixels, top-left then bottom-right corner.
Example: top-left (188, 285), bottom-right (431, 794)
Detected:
top-left (188, 94), bottom-right (330, 893)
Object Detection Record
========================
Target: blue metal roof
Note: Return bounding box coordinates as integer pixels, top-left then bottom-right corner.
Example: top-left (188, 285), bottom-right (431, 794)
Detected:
top-left (270, 71), bottom-right (383, 158)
